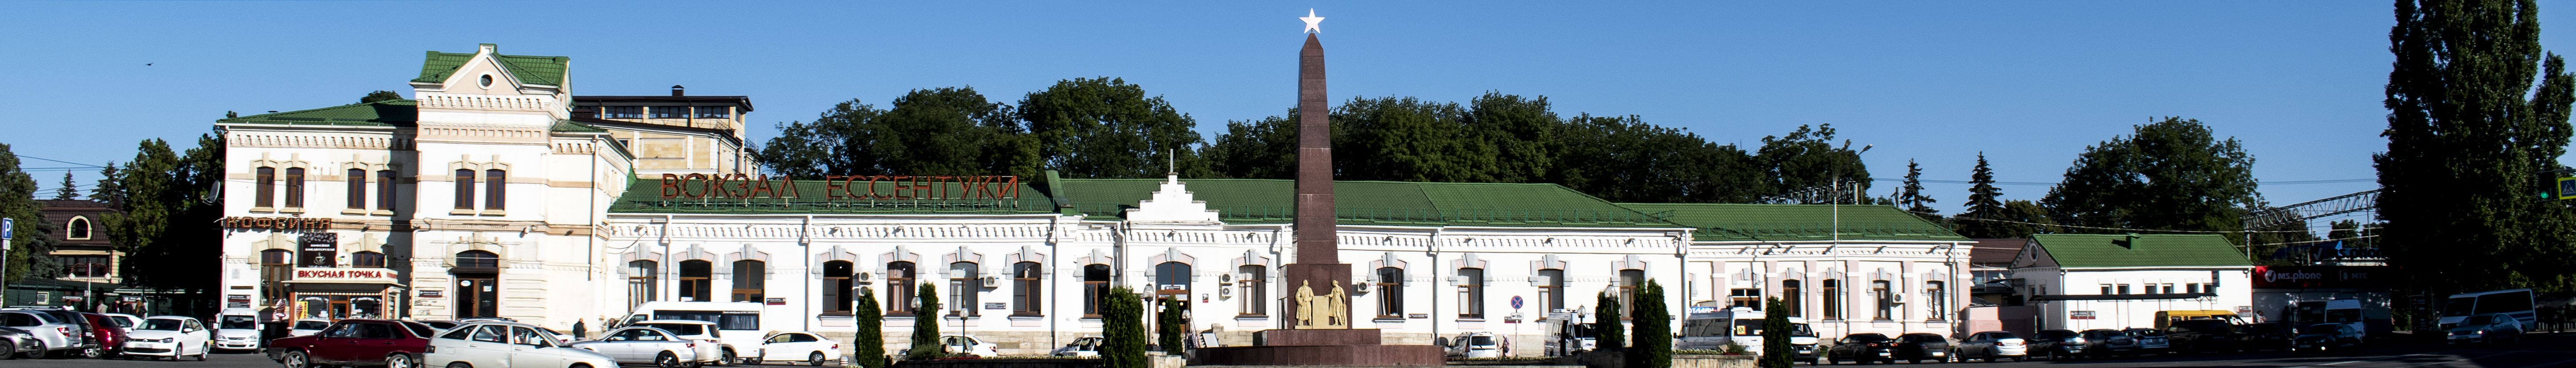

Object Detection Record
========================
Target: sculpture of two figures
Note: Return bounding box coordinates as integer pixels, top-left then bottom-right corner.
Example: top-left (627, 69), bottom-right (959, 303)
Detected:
top-left (1292, 280), bottom-right (1349, 328)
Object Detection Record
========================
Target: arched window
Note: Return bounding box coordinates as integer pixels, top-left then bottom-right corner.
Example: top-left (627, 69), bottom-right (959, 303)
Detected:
top-left (1082, 264), bottom-right (1111, 317)
top-left (1155, 261), bottom-right (1191, 297)
top-left (1012, 262), bottom-right (1042, 315)
top-left (1238, 265), bottom-right (1266, 317)
top-left (1924, 281), bottom-right (1949, 321)
top-left (455, 250), bottom-right (499, 268)
top-left (731, 260), bottom-right (765, 303)
top-left (453, 169), bottom-right (476, 210)
top-left (351, 251), bottom-right (386, 268)
top-left (1376, 267), bottom-right (1405, 318)
top-left (886, 261), bottom-right (916, 315)
top-left (1781, 280), bottom-right (1804, 317)
top-left (1821, 279), bottom-right (1842, 320)
top-left (679, 260), bottom-right (712, 302)
top-left (1538, 268), bottom-right (1565, 312)
top-left (65, 217), bottom-right (89, 240)
top-left (256, 166), bottom-right (277, 208)
top-left (948, 261), bottom-right (979, 316)
top-left (630, 260), bottom-right (659, 308)
top-left (823, 261), bottom-right (854, 315)
top-left (347, 168), bottom-right (367, 210)
top-left (284, 167), bottom-right (306, 208)
top-left (484, 169), bottom-right (507, 210)
top-left (1457, 268), bottom-right (1485, 319)
top-left (1872, 280), bottom-right (1894, 321)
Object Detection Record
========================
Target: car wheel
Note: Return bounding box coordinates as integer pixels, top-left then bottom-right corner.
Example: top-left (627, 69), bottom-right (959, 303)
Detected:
top-left (195, 347), bottom-right (208, 362)
top-left (720, 349), bottom-right (737, 366)
top-left (450, 362), bottom-right (475, 368)
top-left (388, 353), bottom-right (416, 368)
top-left (83, 346), bottom-right (103, 359)
top-left (657, 352), bottom-right (685, 368)
top-left (285, 350), bottom-right (313, 368)
top-left (0, 340), bottom-right (14, 360)
top-left (807, 352), bottom-right (826, 367)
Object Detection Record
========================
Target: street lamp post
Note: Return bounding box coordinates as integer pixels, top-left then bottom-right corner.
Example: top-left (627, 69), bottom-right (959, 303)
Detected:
top-left (1832, 143), bottom-right (1869, 334)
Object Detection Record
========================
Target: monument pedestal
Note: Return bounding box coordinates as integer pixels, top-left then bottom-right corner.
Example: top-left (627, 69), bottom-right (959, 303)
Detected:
top-left (1191, 329), bottom-right (1442, 366)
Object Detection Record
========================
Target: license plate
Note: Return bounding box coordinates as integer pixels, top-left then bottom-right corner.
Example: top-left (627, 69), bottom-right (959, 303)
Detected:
top-left (1932, 352), bottom-right (1945, 356)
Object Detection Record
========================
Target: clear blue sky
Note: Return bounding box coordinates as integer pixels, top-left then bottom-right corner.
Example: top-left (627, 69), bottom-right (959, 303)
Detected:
top-left (13, 1), bottom-right (2564, 230)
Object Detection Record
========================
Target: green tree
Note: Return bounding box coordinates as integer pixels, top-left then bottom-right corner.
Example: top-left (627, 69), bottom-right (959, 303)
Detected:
top-left (1203, 115), bottom-right (1297, 180)
top-left (906, 283), bottom-right (943, 360)
top-left (1157, 298), bottom-right (1186, 353)
top-left (1897, 159), bottom-right (1939, 222)
top-left (89, 162), bottom-right (123, 211)
top-left (1759, 297), bottom-right (1794, 368)
top-left (1594, 291), bottom-right (1625, 352)
top-left (1331, 96), bottom-right (1498, 182)
top-left (755, 88), bottom-right (1041, 179)
top-left (0, 144), bottom-right (63, 283)
top-left (755, 100), bottom-right (883, 178)
top-left (359, 90), bottom-right (404, 104)
top-left (1553, 114), bottom-right (1768, 203)
top-left (2380, 0), bottom-right (2576, 294)
top-left (54, 172), bottom-right (77, 200)
top-left (2040, 117), bottom-right (2258, 234)
top-left (1103, 287), bottom-right (1147, 368)
top-left (1018, 77), bottom-right (1210, 179)
top-left (1954, 153), bottom-right (2010, 238)
top-left (1755, 124), bottom-right (1870, 203)
top-left (855, 287), bottom-right (886, 368)
top-left (103, 135), bottom-right (227, 302)
top-left (1465, 92), bottom-right (1562, 184)
top-left (1626, 280), bottom-right (1672, 368)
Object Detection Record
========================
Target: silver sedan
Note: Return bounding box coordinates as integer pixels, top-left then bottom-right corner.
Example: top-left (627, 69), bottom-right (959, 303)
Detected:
top-left (569, 327), bottom-right (701, 368)
top-left (423, 322), bottom-right (618, 368)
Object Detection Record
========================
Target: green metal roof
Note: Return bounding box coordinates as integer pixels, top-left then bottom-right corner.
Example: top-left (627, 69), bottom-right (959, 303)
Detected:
top-left (1056, 178), bottom-right (1676, 227)
top-left (1618, 203), bottom-right (1967, 242)
top-left (607, 176), bottom-right (1057, 215)
top-left (215, 100), bottom-right (416, 126)
top-left (2028, 234), bottom-right (2249, 268)
top-left (551, 120), bottom-right (607, 133)
top-left (414, 44), bottom-right (569, 86)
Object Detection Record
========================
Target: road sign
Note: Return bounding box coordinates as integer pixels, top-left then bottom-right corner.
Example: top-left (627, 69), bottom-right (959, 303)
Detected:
top-left (3, 218), bottom-right (12, 245)
top-left (1511, 295), bottom-right (1525, 310)
top-left (2558, 177), bottom-right (2576, 199)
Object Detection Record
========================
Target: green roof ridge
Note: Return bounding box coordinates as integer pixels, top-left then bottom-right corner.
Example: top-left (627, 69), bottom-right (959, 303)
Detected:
top-left (413, 45), bottom-right (569, 86)
top-left (1618, 203), bottom-right (1969, 242)
top-left (216, 99), bottom-right (416, 126)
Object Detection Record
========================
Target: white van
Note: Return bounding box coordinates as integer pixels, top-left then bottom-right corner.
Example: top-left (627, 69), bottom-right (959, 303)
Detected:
top-left (622, 302), bottom-right (764, 363)
top-left (212, 308), bottom-right (262, 352)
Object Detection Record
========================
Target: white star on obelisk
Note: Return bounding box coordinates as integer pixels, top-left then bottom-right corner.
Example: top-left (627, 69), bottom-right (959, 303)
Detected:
top-left (1301, 8), bottom-right (1325, 33)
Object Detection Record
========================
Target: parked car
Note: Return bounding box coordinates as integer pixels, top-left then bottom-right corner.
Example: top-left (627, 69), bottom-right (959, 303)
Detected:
top-left (0, 309), bottom-right (87, 358)
top-left (1953, 331), bottom-right (2026, 362)
top-left (2121, 328), bottom-right (2170, 356)
top-left (567, 326), bottom-right (700, 368)
top-left (82, 313), bottom-right (130, 357)
top-left (2237, 322), bottom-right (2291, 352)
top-left (120, 316), bottom-right (211, 361)
top-left (412, 320), bottom-right (465, 331)
top-left (2291, 323), bottom-right (2363, 356)
top-left (288, 319), bottom-right (333, 337)
top-left (1446, 332), bottom-right (1504, 359)
top-left (2025, 329), bottom-right (2086, 360)
top-left (2163, 319), bottom-right (2241, 353)
top-left (2446, 313), bottom-right (2523, 345)
top-left (102, 314), bottom-right (142, 334)
top-left (422, 321), bottom-right (617, 368)
top-left (212, 312), bottom-right (263, 352)
top-left (267, 319), bottom-right (439, 368)
top-left (2078, 329), bottom-right (2137, 358)
top-left (625, 320), bottom-right (733, 366)
top-left (0, 326), bottom-right (43, 360)
top-left (1892, 333), bottom-right (1952, 364)
top-left (752, 331), bottom-right (841, 366)
top-left (938, 335), bottom-right (998, 358)
top-left (1050, 337), bottom-right (1102, 357)
top-left (1822, 333), bottom-right (1895, 364)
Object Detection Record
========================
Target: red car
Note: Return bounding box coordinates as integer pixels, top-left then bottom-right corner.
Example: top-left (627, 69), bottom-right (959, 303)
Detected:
top-left (266, 319), bottom-right (439, 368)
top-left (81, 313), bottom-right (127, 358)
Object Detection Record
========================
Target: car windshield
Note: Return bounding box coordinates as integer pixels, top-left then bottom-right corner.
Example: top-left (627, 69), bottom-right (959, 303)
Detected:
top-left (220, 315), bottom-right (256, 330)
top-left (638, 323), bottom-right (705, 336)
top-left (2299, 325), bottom-right (2342, 334)
top-left (2443, 297), bottom-right (2477, 317)
top-left (109, 317), bottom-right (135, 328)
top-left (141, 319), bottom-right (186, 331)
top-left (2466, 315), bottom-right (2494, 325)
top-left (1791, 324), bottom-right (1816, 337)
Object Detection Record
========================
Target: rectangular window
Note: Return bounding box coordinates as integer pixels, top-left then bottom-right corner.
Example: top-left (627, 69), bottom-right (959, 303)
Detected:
top-left (630, 261), bottom-right (659, 309)
top-left (284, 167), bottom-right (305, 208)
top-left (1872, 280), bottom-right (1894, 320)
top-left (731, 260), bottom-right (765, 303)
top-left (2186, 283), bottom-right (2202, 294)
top-left (1458, 268), bottom-right (1486, 319)
top-left (695, 106), bottom-right (731, 119)
top-left (1378, 267), bottom-right (1407, 318)
top-left (2163, 284), bottom-right (2176, 294)
top-left (352, 252), bottom-right (387, 268)
top-left (1782, 280), bottom-right (1804, 317)
top-left (1082, 264), bottom-right (1109, 317)
top-left (651, 106), bottom-right (691, 119)
top-left (2101, 284), bottom-right (2114, 295)
top-left (822, 261), bottom-right (852, 315)
top-left (484, 169), bottom-right (506, 211)
top-left (454, 169), bottom-right (476, 210)
top-left (1730, 288), bottom-right (1763, 310)
top-left (256, 166), bottom-right (276, 208)
top-left (377, 170), bottom-right (397, 211)
top-left (1238, 265), bottom-right (1266, 317)
top-left (2118, 284), bottom-right (2132, 295)
top-left (1619, 269), bottom-right (1644, 319)
top-left (347, 169), bottom-right (367, 209)
top-left (1924, 281), bottom-right (1949, 321)
top-left (887, 262), bottom-right (916, 315)
top-left (1822, 279), bottom-right (1842, 320)
top-left (604, 106), bottom-right (642, 119)
top-left (949, 262), bottom-right (979, 317)
top-left (63, 255), bottom-right (110, 278)
top-left (1013, 262), bottom-right (1042, 315)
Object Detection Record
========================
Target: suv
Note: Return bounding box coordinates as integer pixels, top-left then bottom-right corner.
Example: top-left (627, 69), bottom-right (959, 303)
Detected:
top-left (2164, 319), bottom-right (2240, 353)
top-left (0, 309), bottom-right (93, 358)
top-left (626, 319), bottom-right (733, 366)
top-left (2027, 329), bottom-right (2086, 360)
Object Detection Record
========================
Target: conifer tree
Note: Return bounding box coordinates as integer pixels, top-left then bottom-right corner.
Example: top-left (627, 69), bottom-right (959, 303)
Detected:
top-left (1594, 291), bottom-right (1625, 352)
top-left (854, 287), bottom-right (886, 368)
top-left (1103, 287), bottom-right (1148, 368)
top-left (905, 283), bottom-right (943, 360)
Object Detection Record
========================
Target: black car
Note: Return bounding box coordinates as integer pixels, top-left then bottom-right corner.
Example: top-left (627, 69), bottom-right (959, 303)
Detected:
top-left (2291, 323), bottom-right (2363, 356)
top-left (2026, 329), bottom-right (2087, 360)
top-left (1892, 333), bottom-right (1953, 364)
top-left (2164, 319), bottom-right (2241, 353)
top-left (1824, 333), bottom-right (1896, 364)
top-left (2079, 329), bottom-right (2138, 358)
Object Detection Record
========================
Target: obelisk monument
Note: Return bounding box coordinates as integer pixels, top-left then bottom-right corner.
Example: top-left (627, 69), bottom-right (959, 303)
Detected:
top-left (1283, 7), bottom-right (1352, 331)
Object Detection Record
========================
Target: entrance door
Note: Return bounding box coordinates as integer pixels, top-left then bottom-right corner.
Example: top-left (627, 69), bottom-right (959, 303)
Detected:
top-left (457, 276), bottom-right (499, 318)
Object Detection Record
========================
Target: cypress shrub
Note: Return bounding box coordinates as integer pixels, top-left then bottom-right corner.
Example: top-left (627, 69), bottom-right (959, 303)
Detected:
top-left (1760, 296), bottom-right (1793, 368)
top-left (1158, 298), bottom-right (1188, 353)
top-left (905, 283), bottom-right (944, 360)
top-left (1627, 280), bottom-right (1671, 368)
top-left (855, 287), bottom-right (887, 368)
top-left (1595, 291), bottom-right (1625, 352)
top-left (1104, 287), bottom-right (1149, 368)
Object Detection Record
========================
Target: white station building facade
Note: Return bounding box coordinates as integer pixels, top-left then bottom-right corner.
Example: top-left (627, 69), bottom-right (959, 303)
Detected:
top-left (214, 44), bottom-right (2024, 356)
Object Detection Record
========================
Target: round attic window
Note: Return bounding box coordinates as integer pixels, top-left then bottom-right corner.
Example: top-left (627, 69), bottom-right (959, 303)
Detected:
top-left (478, 74), bottom-right (494, 88)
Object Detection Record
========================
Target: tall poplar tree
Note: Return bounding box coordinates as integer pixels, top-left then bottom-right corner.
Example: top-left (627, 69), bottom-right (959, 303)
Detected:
top-left (2380, 0), bottom-right (2576, 294)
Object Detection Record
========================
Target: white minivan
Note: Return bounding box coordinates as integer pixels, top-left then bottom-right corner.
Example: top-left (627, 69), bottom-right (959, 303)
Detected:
top-left (621, 302), bottom-right (764, 365)
top-left (212, 309), bottom-right (262, 352)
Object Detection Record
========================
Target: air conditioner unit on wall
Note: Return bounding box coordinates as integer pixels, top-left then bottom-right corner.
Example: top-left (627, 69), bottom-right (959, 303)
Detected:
top-left (980, 276), bottom-right (1000, 288)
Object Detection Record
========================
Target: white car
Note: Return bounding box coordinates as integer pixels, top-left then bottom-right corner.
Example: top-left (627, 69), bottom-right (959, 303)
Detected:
top-left (568, 327), bottom-right (700, 368)
top-left (213, 313), bottom-right (262, 351)
top-left (753, 332), bottom-right (841, 366)
top-left (939, 335), bottom-right (997, 358)
top-left (626, 320), bottom-right (732, 366)
top-left (289, 319), bottom-right (333, 337)
top-left (424, 321), bottom-right (618, 368)
top-left (1050, 337), bottom-right (1101, 357)
top-left (1446, 332), bottom-right (1503, 358)
top-left (120, 316), bottom-right (211, 361)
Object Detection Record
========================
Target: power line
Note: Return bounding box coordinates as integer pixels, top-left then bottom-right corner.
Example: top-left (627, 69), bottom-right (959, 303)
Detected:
top-left (1918, 209), bottom-right (2374, 234)
top-left (15, 155), bottom-right (106, 169)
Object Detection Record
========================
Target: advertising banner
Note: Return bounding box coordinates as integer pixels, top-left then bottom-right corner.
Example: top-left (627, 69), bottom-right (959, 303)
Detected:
top-left (2252, 266), bottom-right (2398, 289)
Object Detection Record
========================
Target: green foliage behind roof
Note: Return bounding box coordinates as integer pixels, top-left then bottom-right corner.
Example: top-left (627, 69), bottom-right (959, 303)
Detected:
top-left (607, 176), bottom-right (1056, 215)
top-left (1057, 178), bottom-right (1675, 227)
top-left (215, 100), bottom-right (416, 126)
top-left (2028, 234), bottom-right (2249, 268)
top-left (414, 45), bottom-right (570, 86)
top-left (1619, 203), bottom-right (1967, 242)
